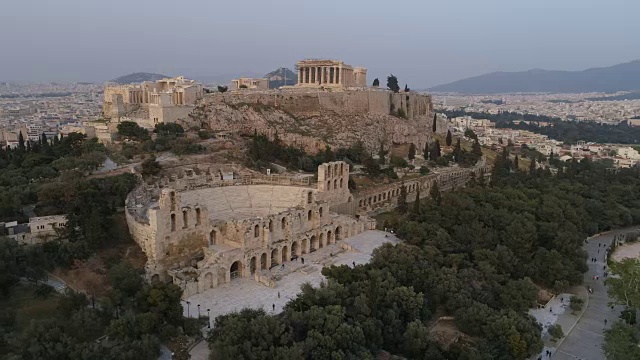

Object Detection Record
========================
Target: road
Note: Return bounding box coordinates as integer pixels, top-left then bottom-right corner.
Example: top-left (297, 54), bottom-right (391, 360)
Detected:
top-left (553, 229), bottom-right (628, 360)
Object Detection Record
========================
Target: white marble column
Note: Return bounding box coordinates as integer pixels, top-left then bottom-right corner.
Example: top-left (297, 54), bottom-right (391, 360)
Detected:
top-left (298, 68), bottom-right (302, 84)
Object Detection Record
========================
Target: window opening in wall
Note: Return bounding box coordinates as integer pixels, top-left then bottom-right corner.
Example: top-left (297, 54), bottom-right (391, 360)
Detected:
top-left (340, 163), bottom-right (344, 175)
top-left (319, 207), bottom-right (323, 217)
top-left (209, 230), bottom-right (216, 245)
top-left (195, 208), bottom-right (201, 226)
top-left (182, 210), bottom-right (188, 228)
top-left (170, 192), bottom-right (176, 211)
top-left (281, 217), bottom-right (286, 229)
top-left (307, 192), bottom-right (313, 204)
top-left (340, 178), bottom-right (343, 188)
top-left (254, 224), bottom-right (260, 237)
top-left (307, 210), bottom-right (312, 221)
top-left (334, 179), bottom-right (337, 189)
top-left (170, 214), bottom-right (176, 231)
top-left (327, 180), bottom-right (331, 190)
top-left (269, 220), bottom-right (273, 232)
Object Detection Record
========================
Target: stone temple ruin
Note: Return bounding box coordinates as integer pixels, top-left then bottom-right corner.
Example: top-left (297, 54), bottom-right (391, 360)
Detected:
top-left (126, 161), bottom-right (375, 297)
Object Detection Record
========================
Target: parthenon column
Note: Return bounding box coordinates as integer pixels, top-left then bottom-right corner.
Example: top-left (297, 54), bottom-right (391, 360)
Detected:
top-left (336, 66), bottom-right (340, 85)
top-left (298, 68), bottom-right (302, 84)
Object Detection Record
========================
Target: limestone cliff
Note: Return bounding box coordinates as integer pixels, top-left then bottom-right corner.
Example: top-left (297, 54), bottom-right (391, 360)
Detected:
top-left (184, 90), bottom-right (446, 153)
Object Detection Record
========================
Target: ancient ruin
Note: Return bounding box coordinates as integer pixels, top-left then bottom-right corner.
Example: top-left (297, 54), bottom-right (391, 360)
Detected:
top-left (103, 76), bottom-right (204, 127)
top-left (295, 59), bottom-right (367, 88)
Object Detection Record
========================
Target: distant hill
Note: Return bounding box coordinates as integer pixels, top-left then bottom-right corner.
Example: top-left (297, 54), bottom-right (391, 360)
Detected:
top-left (265, 68), bottom-right (297, 89)
top-left (430, 60), bottom-right (640, 94)
top-left (111, 72), bottom-right (168, 84)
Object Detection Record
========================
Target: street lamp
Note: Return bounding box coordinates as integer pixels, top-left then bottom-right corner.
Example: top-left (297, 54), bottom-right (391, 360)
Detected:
top-left (207, 309), bottom-right (211, 328)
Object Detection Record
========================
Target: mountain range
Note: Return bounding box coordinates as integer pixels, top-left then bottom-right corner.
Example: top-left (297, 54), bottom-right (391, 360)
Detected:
top-left (430, 60), bottom-right (640, 94)
top-left (110, 72), bottom-right (168, 84)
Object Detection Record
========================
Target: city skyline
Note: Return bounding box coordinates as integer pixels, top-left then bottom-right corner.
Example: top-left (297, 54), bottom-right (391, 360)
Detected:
top-left (1, 0), bottom-right (639, 86)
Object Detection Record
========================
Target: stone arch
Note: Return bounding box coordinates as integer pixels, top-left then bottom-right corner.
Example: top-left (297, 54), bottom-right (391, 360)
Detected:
top-left (195, 208), bottom-right (201, 226)
top-left (204, 272), bottom-right (213, 289)
top-left (281, 246), bottom-right (289, 263)
top-left (359, 199), bottom-right (363, 207)
top-left (335, 226), bottom-right (342, 241)
top-left (182, 210), bottom-right (188, 228)
top-left (327, 230), bottom-right (333, 245)
top-left (271, 248), bottom-right (279, 266)
top-left (302, 238), bottom-right (308, 254)
top-left (261, 253), bottom-right (267, 270)
top-left (327, 180), bottom-right (331, 190)
top-left (170, 213), bottom-right (176, 231)
top-left (334, 179), bottom-right (337, 190)
top-left (307, 191), bottom-right (313, 204)
top-left (209, 230), bottom-right (217, 245)
top-left (269, 220), bottom-right (273, 232)
top-left (348, 196), bottom-right (352, 203)
top-left (291, 241), bottom-right (299, 256)
top-left (250, 256), bottom-right (257, 274)
top-left (340, 178), bottom-right (343, 188)
top-left (307, 210), bottom-right (312, 221)
top-left (334, 164), bottom-right (338, 174)
top-left (281, 217), bottom-right (286, 229)
top-left (319, 233), bottom-right (325, 248)
top-left (170, 191), bottom-right (176, 211)
top-left (254, 224), bottom-right (260, 237)
top-left (230, 261), bottom-right (242, 279)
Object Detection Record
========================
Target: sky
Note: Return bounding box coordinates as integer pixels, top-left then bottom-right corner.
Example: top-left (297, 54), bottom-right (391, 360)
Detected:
top-left (1, 0), bottom-right (639, 87)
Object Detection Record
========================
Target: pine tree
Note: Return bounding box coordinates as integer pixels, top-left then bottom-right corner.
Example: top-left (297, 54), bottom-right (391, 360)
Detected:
top-left (432, 114), bottom-right (437, 133)
top-left (445, 130), bottom-right (452, 147)
top-left (397, 185), bottom-right (408, 213)
top-left (387, 75), bottom-right (400, 93)
top-left (429, 181), bottom-right (441, 205)
top-left (514, 155), bottom-right (519, 171)
top-left (412, 186), bottom-right (421, 214)
top-left (408, 143), bottom-right (416, 161)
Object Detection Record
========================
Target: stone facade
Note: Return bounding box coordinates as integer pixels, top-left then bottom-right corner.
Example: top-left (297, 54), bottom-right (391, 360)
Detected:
top-left (103, 76), bottom-right (204, 127)
top-left (231, 77), bottom-right (269, 90)
top-left (126, 161), bottom-right (373, 297)
top-left (296, 59), bottom-right (367, 88)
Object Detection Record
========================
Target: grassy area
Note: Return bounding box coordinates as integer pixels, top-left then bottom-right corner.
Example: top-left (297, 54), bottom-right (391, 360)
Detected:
top-left (1, 284), bottom-right (61, 332)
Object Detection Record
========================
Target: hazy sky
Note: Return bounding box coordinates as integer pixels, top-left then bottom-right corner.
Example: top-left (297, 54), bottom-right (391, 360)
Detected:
top-left (1, 0), bottom-right (639, 86)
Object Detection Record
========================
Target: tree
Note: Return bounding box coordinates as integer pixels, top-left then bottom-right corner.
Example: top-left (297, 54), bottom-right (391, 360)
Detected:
top-left (603, 321), bottom-right (640, 360)
top-left (430, 140), bottom-right (441, 161)
top-left (464, 129), bottom-right (478, 141)
top-left (378, 142), bottom-right (387, 165)
top-left (429, 181), bottom-right (441, 205)
top-left (154, 123), bottom-right (184, 137)
top-left (423, 142), bottom-right (429, 160)
top-left (432, 114), bottom-right (437, 133)
top-left (445, 130), bottom-right (452, 147)
top-left (117, 121), bottom-right (149, 140)
top-left (529, 156), bottom-right (537, 174)
top-left (217, 85), bottom-right (228, 93)
top-left (453, 139), bottom-right (462, 163)
top-left (141, 156), bottom-right (162, 177)
top-left (397, 185), bottom-right (408, 213)
top-left (404, 84), bottom-right (409, 92)
top-left (472, 139), bottom-right (482, 159)
top-left (387, 74), bottom-right (400, 93)
top-left (548, 324), bottom-right (564, 340)
top-left (606, 258), bottom-right (640, 309)
top-left (18, 131), bottom-right (25, 152)
top-left (408, 143), bottom-right (416, 161)
top-left (363, 156), bottom-right (381, 178)
top-left (514, 155), bottom-right (519, 171)
top-left (412, 187), bottom-right (421, 215)
top-left (372, 78), bottom-right (379, 87)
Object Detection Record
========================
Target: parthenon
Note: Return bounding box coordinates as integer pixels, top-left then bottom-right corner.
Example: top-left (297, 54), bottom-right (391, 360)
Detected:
top-left (296, 59), bottom-right (367, 88)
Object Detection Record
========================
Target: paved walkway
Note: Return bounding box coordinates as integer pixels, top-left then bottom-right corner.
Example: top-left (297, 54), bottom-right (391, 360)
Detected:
top-left (549, 229), bottom-right (629, 360)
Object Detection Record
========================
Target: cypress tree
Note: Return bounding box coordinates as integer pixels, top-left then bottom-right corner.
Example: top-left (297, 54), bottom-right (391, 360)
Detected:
top-left (408, 143), bottom-right (416, 161)
top-left (432, 114), bottom-right (437, 133)
top-left (397, 185), bottom-right (408, 213)
top-left (378, 142), bottom-right (386, 165)
top-left (423, 142), bottom-right (429, 160)
top-left (429, 181), bottom-right (441, 205)
top-left (453, 139), bottom-right (462, 163)
top-left (18, 132), bottom-right (25, 151)
top-left (529, 156), bottom-right (537, 174)
top-left (412, 186), bottom-right (421, 215)
top-left (445, 130), bottom-right (452, 147)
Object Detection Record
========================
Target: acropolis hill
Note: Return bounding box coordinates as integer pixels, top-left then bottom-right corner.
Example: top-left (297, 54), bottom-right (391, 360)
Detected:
top-left (184, 59), bottom-right (444, 153)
